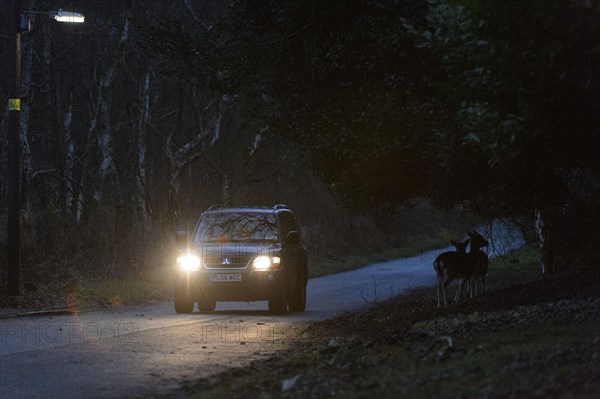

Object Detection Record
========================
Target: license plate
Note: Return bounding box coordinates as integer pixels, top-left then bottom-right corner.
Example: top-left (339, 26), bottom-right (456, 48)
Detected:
top-left (208, 273), bottom-right (242, 282)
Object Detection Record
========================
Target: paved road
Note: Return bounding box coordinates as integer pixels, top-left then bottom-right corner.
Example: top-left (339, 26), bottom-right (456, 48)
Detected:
top-left (0, 223), bottom-right (522, 398)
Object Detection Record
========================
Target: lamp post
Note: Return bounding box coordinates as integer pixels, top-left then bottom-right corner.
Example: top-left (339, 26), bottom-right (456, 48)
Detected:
top-left (6, 0), bottom-right (21, 296)
top-left (5, 0), bottom-right (84, 296)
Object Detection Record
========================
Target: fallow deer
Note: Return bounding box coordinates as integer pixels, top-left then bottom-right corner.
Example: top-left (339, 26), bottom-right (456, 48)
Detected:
top-left (467, 230), bottom-right (489, 297)
top-left (433, 239), bottom-right (470, 308)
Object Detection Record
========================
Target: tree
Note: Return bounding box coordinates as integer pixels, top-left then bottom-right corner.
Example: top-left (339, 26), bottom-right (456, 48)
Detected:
top-left (422, 0), bottom-right (600, 271)
top-left (219, 0), bottom-right (600, 271)
top-left (224, 0), bottom-right (442, 208)
top-left (0, 0), bottom-right (239, 276)
top-left (2, 0), bottom-right (596, 283)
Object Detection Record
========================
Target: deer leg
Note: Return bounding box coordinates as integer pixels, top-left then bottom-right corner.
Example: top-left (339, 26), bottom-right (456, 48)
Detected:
top-left (440, 283), bottom-right (447, 308)
top-left (454, 278), bottom-right (468, 304)
top-left (480, 276), bottom-right (484, 295)
top-left (454, 280), bottom-right (461, 303)
top-left (440, 281), bottom-right (447, 307)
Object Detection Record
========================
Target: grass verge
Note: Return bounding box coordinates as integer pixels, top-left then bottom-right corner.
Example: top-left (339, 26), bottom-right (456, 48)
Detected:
top-left (0, 267), bottom-right (174, 311)
top-left (186, 247), bottom-right (600, 398)
top-left (2, 230), bottom-right (460, 310)
top-left (73, 268), bottom-right (173, 309)
top-left (309, 236), bottom-right (450, 278)
top-left (71, 237), bottom-right (448, 308)
top-left (73, 235), bottom-right (449, 309)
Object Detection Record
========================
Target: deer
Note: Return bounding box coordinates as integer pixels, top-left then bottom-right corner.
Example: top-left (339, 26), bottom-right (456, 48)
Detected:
top-left (433, 239), bottom-right (471, 308)
top-left (467, 230), bottom-right (489, 297)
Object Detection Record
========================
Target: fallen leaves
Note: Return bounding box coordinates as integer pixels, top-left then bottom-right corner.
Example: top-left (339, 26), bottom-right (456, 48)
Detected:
top-left (186, 266), bottom-right (600, 398)
top-left (281, 374), bottom-right (301, 392)
top-left (411, 298), bottom-right (600, 338)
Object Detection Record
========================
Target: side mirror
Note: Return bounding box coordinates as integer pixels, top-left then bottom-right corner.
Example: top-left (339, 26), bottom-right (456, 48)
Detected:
top-left (176, 230), bottom-right (188, 250)
top-left (286, 231), bottom-right (300, 245)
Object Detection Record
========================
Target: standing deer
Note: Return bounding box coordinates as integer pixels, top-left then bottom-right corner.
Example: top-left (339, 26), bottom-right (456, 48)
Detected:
top-left (467, 230), bottom-right (489, 296)
top-left (433, 239), bottom-right (471, 308)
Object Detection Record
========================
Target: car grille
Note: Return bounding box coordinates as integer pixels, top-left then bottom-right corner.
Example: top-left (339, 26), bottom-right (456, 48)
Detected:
top-left (204, 254), bottom-right (251, 269)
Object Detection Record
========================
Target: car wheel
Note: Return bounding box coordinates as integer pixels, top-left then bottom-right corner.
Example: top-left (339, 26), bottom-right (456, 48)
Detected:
top-left (268, 283), bottom-right (287, 315)
top-left (287, 274), bottom-right (306, 312)
top-left (197, 292), bottom-right (216, 312)
top-left (174, 287), bottom-right (194, 314)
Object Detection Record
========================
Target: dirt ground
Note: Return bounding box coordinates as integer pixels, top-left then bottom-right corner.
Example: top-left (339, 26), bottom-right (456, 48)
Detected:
top-left (187, 259), bottom-right (600, 399)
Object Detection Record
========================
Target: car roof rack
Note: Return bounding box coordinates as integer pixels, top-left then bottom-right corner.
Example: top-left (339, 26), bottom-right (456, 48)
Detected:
top-left (206, 204), bottom-right (287, 211)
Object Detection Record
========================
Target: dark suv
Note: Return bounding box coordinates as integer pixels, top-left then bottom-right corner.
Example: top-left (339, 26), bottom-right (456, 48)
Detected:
top-left (174, 205), bottom-right (308, 314)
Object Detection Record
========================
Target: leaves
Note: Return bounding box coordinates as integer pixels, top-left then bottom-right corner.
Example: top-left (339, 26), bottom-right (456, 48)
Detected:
top-left (140, 0), bottom-right (600, 229)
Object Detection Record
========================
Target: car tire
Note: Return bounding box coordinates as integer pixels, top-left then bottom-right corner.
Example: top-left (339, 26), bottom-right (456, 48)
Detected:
top-left (287, 272), bottom-right (306, 312)
top-left (268, 283), bottom-right (287, 315)
top-left (197, 292), bottom-right (216, 312)
top-left (174, 287), bottom-right (194, 314)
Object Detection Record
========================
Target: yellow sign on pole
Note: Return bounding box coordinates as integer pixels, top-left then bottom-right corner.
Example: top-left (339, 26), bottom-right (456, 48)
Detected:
top-left (8, 99), bottom-right (21, 111)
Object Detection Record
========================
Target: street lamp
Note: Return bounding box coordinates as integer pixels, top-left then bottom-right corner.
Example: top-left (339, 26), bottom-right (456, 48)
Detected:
top-left (5, 1), bottom-right (84, 296)
top-left (50, 9), bottom-right (85, 23)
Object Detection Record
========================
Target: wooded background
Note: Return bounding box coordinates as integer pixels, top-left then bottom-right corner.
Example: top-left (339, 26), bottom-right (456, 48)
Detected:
top-left (1, 0), bottom-right (598, 283)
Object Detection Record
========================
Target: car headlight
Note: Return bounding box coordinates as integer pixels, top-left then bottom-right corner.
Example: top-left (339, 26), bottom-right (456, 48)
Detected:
top-left (253, 256), bottom-right (281, 270)
top-left (177, 255), bottom-right (201, 271)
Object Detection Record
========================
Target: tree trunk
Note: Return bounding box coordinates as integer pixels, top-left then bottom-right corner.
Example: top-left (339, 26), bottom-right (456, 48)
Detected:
top-left (0, 107), bottom-right (8, 197)
top-left (19, 31), bottom-right (34, 205)
top-left (82, 16), bottom-right (130, 216)
top-left (135, 71), bottom-right (152, 223)
top-left (164, 96), bottom-right (226, 232)
top-left (534, 206), bottom-right (556, 274)
top-left (63, 94), bottom-right (75, 214)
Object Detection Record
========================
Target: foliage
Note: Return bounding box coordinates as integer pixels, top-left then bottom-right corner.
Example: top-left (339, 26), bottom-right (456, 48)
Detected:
top-left (140, 0), bottom-right (600, 220)
top-left (138, 1), bottom-right (454, 209)
top-left (229, 0), bottom-right (442, 209)
top-left (5, 1), bottom-right (433, 283)
top-left (194, 0), bottom-right (599, 267)
top-left (435, 0), bottom-right (600, 215)
top-left (3, 0), bottom-right (599, 288)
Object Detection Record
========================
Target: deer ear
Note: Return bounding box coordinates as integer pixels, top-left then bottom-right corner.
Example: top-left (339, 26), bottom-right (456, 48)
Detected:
top-left (467, 231), bottom-right (473, 237)
top-left (450, 240), bottom-right (458, 246)
top-left (465, 238), bottom-right (470, 246)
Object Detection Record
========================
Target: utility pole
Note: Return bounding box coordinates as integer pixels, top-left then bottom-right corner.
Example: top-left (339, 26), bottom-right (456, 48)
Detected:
top-left (6, 0), bottom-right (21, 296)
top-left (3, 2), bottom-right (83, 296)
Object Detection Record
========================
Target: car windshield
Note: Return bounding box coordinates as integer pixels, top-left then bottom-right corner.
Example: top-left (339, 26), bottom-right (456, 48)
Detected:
top-left (192, 212), bottom-right (279, 243)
